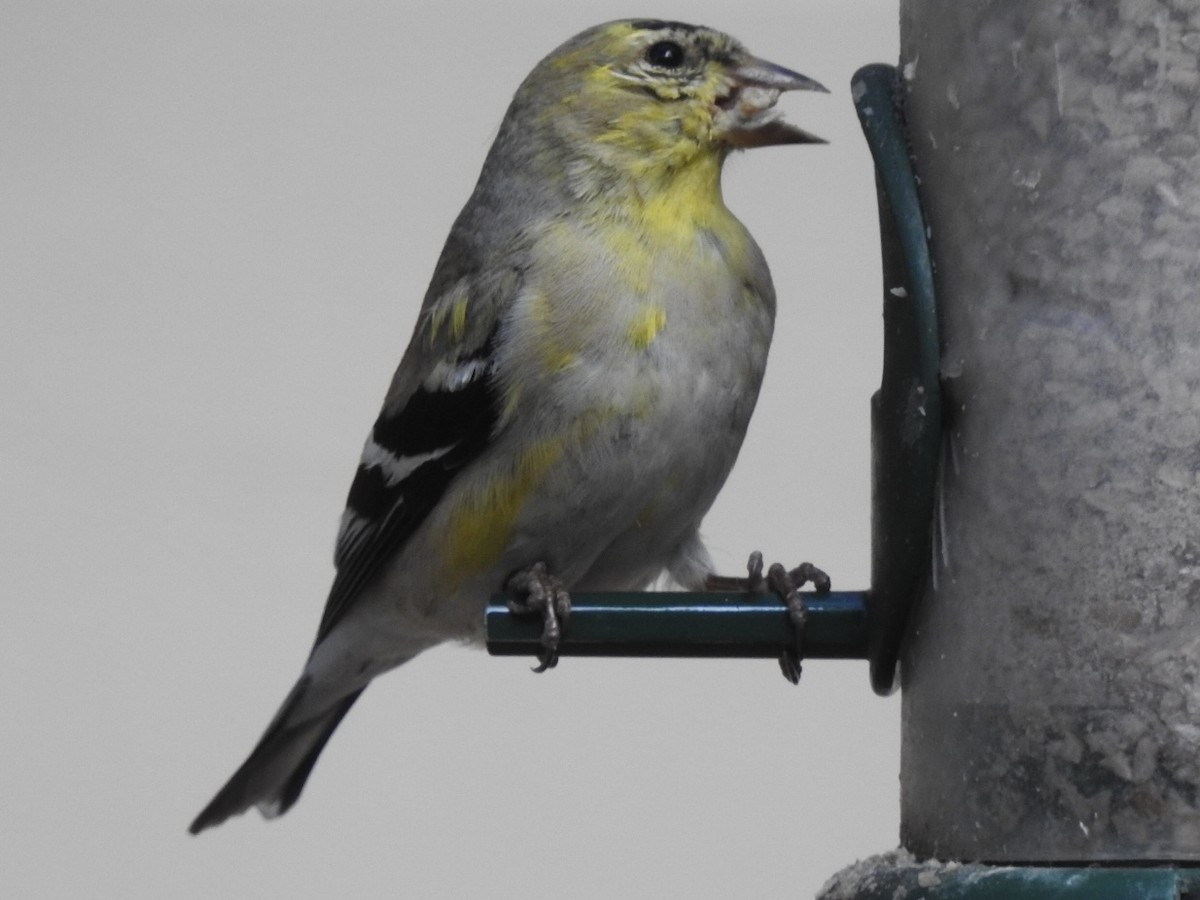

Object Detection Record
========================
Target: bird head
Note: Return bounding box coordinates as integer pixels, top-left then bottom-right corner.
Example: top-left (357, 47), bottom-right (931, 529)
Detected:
top-left (505, 20), bottom-right (826, 194)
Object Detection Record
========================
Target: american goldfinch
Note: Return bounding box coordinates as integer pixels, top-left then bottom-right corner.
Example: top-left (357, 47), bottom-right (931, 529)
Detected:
top-left (190, 18), bottom-right (825, 833)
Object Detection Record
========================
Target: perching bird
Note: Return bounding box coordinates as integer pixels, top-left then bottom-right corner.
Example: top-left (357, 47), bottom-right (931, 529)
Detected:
top-left (190, 18), bottom-right (825, 833)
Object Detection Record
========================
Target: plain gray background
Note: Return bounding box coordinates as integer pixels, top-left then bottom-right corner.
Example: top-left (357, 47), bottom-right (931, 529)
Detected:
top-left (4, 2), bottom-right (899, 897)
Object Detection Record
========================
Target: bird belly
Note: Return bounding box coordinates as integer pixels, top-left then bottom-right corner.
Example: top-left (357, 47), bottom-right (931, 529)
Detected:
top-left (499, 277), bottom-right (773, 593)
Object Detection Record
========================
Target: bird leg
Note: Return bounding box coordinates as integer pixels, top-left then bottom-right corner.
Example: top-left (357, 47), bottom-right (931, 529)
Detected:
top-left (505, 561), bottom-right (571, 673)
top-left (705, 551), bottom-right (831, 684)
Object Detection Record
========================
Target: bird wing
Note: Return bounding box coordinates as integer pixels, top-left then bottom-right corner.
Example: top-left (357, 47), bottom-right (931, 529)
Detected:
top-left (313, 238), bottom-right (525, 644)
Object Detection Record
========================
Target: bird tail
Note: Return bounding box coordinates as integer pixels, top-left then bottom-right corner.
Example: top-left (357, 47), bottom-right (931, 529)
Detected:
top-left (189, 677), bottom-right (364, 834)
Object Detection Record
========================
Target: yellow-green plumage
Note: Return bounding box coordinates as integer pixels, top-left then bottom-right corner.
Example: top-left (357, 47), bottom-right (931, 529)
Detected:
top-left (190, 18), bottom-right (825, 833)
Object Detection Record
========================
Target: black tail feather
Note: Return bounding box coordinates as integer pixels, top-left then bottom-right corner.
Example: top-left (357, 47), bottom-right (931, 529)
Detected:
top-left (274, 689), bottom-right (364, 818)
top-left (189, 684), bottom-right (366, 834)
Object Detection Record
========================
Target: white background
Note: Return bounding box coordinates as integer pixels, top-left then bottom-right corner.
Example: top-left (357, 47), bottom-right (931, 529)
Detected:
top-left (3, 2), bottom-right (899, 897)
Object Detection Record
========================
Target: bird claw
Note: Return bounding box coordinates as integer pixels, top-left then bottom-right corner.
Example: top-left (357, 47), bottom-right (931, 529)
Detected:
top-left (766, 561), bottom-right (807, 684)
top-left (505, 562), bottom-right (571, 672)
top-left (720, 551), bottom-right (830, 685)
top-left (746, 550), bottom-right (766, 591)
top-left (778, 650), bottom-right (804, 685)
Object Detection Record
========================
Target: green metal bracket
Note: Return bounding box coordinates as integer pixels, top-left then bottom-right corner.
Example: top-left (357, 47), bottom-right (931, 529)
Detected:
top-left (829, 860), bottom-right (1200, 899)
top-left (485, 65), bottom-right (941, 683)
top-left (855, 63), bottom-right (942, 697)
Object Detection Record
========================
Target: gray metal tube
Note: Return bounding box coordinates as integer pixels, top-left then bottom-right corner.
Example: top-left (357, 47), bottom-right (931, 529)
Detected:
top-left (900, 0), bottom-right (1200, 861)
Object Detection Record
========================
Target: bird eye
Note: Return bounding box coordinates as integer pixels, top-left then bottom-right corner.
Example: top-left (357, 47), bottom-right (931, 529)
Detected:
top-left (645, 40), bottom-right (685, 69)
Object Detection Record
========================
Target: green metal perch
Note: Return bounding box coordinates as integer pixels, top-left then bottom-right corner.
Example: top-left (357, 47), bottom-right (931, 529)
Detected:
top-left (487, 590), bottom-right (868, 660)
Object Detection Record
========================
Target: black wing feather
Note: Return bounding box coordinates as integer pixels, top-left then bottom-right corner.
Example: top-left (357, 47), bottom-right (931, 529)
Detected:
top-left (314, 336), bottom-right (500, 643)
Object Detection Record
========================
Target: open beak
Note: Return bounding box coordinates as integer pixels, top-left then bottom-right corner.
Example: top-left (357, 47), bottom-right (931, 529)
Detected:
top-left (716, 56), bottom-right (828, 148)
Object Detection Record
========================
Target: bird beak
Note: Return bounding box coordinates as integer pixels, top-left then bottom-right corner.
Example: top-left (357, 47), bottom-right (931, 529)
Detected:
top-left (715, 56), bottom-right (828, 148)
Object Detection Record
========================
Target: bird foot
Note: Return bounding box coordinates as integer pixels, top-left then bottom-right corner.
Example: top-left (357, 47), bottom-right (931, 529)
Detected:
top-left (706, 551), bottom-right (830, 684)
top-left (505, 562), bottom-right (571, 672)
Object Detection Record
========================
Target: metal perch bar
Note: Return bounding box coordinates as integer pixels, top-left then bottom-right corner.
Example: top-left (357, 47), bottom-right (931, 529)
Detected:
top-left (486, 591), bottom-right (868, 660)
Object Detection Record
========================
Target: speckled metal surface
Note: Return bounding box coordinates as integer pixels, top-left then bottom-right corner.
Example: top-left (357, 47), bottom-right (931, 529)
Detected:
top-left (898, 0), bottom-right (1200, 862)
